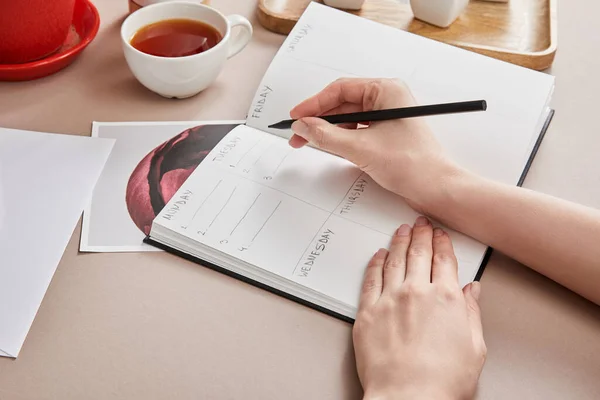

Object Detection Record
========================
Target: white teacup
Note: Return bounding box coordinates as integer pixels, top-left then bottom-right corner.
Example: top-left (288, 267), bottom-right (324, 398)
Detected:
top-left (121, 1), bottom-right (252, 98)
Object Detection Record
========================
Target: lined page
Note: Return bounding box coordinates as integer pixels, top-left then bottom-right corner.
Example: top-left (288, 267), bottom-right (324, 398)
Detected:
top-left (153, 125), bottom-right (485, 310)
top-left (245, 2), bottom-right (555, 186)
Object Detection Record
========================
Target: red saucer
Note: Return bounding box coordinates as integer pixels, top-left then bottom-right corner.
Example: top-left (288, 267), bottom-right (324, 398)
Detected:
top-left (0, 0), bottom-right (100, 81)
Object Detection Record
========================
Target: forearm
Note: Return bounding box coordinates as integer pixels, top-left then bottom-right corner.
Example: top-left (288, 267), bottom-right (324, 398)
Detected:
top-left (426, 170), bottom-right (600, 305)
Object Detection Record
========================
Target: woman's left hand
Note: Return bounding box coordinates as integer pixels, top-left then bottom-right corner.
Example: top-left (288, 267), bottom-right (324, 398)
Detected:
top-left (353, 217), bottom-right (487, 400)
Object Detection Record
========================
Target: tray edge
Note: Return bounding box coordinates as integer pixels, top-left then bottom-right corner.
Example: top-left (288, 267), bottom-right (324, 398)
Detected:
top-left (255, 0), bottom-right (558, 70)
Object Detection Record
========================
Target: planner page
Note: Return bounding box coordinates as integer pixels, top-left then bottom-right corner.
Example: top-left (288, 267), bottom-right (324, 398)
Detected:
top-left (152, 125), bottom-right (486, 313)
top-left (245, 2), bottom-right (555, 187)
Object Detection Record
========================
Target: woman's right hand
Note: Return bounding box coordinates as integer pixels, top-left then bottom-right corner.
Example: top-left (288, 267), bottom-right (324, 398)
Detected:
top-left (289, 78), bottom-right (463, 212)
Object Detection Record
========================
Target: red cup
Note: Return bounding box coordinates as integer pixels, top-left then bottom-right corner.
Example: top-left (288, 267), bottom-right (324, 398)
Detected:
top-left (0, 0), bottom-right (77, 64)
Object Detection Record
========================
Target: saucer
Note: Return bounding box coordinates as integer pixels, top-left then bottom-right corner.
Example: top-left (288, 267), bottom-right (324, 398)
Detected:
top-left (0, 0), bottom-right (100, 81)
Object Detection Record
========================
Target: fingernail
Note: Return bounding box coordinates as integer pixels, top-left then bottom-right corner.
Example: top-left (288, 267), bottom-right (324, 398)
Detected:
top-left (433, 227), bottom-right (444, 237)
top-left (375, 248), bottom-right (387, 258)
top-left (471, 281), bottom-right (481, 301)
top-left (396, 224), bottom-right (411, 236)
top-left (291, 120), bottom-right (309, 137)
top-left (415, 216), bottom-right (429, 226)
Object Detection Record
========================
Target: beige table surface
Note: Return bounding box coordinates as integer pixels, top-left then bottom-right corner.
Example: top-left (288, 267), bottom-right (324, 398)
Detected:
top-left (1, 0), bottom-right (600, 399)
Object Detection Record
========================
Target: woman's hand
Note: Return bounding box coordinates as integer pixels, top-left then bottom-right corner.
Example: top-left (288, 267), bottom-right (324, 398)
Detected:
top-left (289, 78), bottom-right (462, 212)
top-left (353, 217), bottom-right (486, 400)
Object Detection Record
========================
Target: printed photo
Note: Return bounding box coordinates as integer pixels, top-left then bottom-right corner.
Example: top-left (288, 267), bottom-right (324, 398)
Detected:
top-left (80, 121), bottom-right (243, 252)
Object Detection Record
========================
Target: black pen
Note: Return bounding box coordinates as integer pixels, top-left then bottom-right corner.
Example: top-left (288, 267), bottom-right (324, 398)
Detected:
top-left (267, 100), bottom-right (487, 130)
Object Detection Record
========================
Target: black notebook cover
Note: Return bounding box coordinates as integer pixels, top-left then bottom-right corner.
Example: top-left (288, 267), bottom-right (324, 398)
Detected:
top-left (144, 109), bottom-right (555, 324)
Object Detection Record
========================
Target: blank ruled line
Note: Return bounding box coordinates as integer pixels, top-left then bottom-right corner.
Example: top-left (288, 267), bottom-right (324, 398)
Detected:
top-left (188, 180), bottom-right (222, 225)
top-left (252, 201), bottom-right (282, 242)
top-left (272, 151), bottom-right (291, 176)
top-left (251, 141), bottom-right (275, 167)
top-left (207, 186), bottom-right (237, 230)
top-left (233, 137), bottom-right (264, 167)
top-left (230, 193), bottom-right (262, 236)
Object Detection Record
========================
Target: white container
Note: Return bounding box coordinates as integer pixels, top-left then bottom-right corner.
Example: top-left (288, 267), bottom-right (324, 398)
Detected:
top-left (323, 0), bottom-right (365, 11)
top-left (410, 0), bottom-right (470, 28)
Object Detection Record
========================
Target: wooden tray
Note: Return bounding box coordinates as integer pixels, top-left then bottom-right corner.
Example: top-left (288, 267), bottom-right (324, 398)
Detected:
top-left (256, 0), bottom-right (557, 70)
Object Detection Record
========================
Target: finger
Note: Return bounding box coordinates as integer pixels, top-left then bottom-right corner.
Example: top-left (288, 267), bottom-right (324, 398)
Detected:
top-left (288, 134), bottom-right (308, 148)
top-left (405, 216), bottom-right (434, 283)
top-left (291, 117), bottom-right (359, 159)
top-left (463, 282), bottom-right (486, 353)
top-left (323, 102), bottom-right (364, 116)
top-left (431, 228), bottom-right (459, 286)
top-left (382, 224), bottom-right (411, 295)
top-left (289, 125), bottom-right (360, 145)
top-left (290, 78), bottom-right (383, 118)
top-left (358, 248), bottom-right (387, 311)
top-left (324, 103), bottom-right (364, 130)
top-left (337, 123), bottom-right (360, 130)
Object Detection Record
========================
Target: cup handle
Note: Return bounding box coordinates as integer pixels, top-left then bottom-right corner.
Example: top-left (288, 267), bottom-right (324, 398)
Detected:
top-left (226, 15), bottom-right (253, 59)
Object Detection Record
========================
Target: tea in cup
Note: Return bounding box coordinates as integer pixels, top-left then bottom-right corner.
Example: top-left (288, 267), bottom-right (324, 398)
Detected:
top-left (121, 1), bottom-right (252, 98)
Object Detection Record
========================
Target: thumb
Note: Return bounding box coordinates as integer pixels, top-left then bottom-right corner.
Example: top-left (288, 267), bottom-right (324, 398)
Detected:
top-left (291, 117), bottom-right (359, 160)
top-left (463, 281), bottom-right (486, 352)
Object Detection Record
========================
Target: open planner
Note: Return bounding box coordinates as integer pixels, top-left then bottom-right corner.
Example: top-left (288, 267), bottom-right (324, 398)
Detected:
top-left (144, 2), bottom-right (555, 321)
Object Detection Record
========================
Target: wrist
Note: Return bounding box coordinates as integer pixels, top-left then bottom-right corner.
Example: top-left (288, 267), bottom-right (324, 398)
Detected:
top-left (363, 386), bottom-right (457, 400)
top-left (418, 163), bottom-right (485, 225)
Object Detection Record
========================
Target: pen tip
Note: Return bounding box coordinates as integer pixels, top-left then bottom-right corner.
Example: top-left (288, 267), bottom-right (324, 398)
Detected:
top-left (268, 122), bottom-right (287, 129)
top-left (481, 100), bottom-right (487, 111)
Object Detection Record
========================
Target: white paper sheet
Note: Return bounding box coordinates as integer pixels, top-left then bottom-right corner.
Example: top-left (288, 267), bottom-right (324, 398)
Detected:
top-left (0, 127), bottom-right (114, 358)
